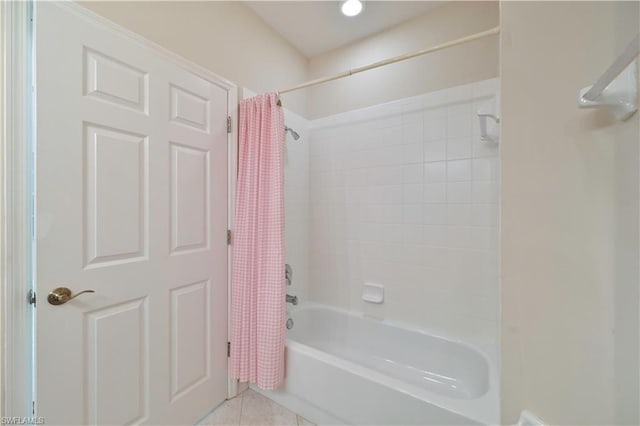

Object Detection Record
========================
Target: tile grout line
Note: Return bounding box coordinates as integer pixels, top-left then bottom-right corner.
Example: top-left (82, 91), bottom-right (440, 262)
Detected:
top-left (238, 389), bottom-right (245, 426)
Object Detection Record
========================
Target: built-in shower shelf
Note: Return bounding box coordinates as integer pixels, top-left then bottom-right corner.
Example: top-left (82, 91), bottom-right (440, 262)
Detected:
top-left (577, 33), bottom-right (639, 121)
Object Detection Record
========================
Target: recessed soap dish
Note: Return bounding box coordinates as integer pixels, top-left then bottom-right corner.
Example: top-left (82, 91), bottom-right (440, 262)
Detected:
top-left (362, 282), bottom-right (384, 304)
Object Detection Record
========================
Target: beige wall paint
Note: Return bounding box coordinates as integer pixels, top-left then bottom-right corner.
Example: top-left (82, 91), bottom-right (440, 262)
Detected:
top-left (304, 1), bottom-right (498, 119)
top-left (79, 1), bottom-right (310, 117)
top-left (500, 1), bottom-right (639, 424)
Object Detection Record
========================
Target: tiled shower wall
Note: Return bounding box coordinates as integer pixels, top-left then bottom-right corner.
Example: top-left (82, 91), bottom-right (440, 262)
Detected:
top-left (283, 108), bottom-right (310, 303)
top-left (306, 79), bottom-right (499, 342)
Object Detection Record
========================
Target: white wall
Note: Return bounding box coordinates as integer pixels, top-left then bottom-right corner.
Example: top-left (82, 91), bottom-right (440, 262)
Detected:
top-left (500, 1), bottom-right (640, 424)
top-left (79, 1), bottom-right (310, 117)
top-left (306, 80), bottom-right (500, 345)
top-left (305, 1), bottom-right (499, 119)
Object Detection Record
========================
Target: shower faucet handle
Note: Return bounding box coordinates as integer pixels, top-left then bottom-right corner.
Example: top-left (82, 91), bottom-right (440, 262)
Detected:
top-left (286, 294), bottom-right (298, 305)
top-left (285, 264), bottom-right (292, 283)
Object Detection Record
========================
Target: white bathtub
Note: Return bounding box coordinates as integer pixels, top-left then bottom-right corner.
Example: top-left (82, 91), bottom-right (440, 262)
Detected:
top-left (253, 304), bottom-right (498, 425)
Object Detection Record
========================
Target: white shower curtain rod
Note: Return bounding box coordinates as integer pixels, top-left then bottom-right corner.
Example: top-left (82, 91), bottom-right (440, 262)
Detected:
top-left (278, 26), bottom-right (500, 94)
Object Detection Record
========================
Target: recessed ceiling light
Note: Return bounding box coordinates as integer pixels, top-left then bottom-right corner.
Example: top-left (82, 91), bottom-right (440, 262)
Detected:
top-left (341, 0), bottom-right (363, 17)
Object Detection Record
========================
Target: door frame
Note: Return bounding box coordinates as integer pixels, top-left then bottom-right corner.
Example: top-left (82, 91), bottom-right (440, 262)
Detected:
top-left (1, 0), bottom-right (34, 418)
top-left (1, 1), bottom-right (239, 417)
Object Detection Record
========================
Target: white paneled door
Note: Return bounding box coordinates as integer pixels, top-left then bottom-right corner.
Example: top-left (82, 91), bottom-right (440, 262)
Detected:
top-left (35, 3), bottom-right (230, 424)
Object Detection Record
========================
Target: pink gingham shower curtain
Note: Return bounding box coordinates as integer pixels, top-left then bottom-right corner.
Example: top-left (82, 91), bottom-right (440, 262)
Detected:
top-left (231, 92), bottom-right (286, 390)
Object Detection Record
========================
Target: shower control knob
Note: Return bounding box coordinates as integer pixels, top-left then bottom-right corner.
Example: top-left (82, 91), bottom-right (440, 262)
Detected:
top-left (285, 264), bottom-right (292, 278)
top-left (286, 294), bottom-right (298, 305)
top-left (285, 264), bottom-right (292, 285)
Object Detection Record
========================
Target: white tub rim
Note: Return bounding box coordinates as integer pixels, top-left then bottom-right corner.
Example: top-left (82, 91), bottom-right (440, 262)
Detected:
top-left (289, 302), bottom-right (496, 362)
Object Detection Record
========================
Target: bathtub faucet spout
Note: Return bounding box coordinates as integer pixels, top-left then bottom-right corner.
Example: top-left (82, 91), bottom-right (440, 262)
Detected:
top-left (286, 294), bottom-right (298, 305)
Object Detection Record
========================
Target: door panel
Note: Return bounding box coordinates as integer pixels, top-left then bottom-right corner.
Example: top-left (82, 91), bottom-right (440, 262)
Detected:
top-left (170, 142), bottom-right (209, 253)
top-left (85, 124), bottom-right (148, 265)
top-left (170, 280), bottom-right (209, 399)
top-left (83, 47), bottom-right (148, 112)
top-left (35, 3), bottom-right (229, 424)
top-left (86, 298), bottom-right (148, 425)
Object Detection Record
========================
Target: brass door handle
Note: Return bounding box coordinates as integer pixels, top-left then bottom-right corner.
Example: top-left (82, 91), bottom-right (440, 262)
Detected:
top-left (47, 287), bottom-right (95, 305)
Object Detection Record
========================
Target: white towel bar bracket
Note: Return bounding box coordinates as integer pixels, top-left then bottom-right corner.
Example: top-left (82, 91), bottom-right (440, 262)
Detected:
top-left (578, 33), bottom-right (639, 121)
top-left (578, 60), bottom-right (638, 121)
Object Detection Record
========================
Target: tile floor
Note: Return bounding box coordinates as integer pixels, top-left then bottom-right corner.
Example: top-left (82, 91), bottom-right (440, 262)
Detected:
top-left (200, 389), bottom-right (315, 426)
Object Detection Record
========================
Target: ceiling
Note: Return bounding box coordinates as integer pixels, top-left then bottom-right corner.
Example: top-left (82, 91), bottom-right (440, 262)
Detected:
top-left (245, 1), bottom-right (444, 57)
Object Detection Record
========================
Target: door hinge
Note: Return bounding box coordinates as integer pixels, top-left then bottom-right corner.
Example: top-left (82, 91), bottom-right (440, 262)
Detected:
top-left (227, 341), bottom-right (231, 357)
top-left (28, 289), bottom-right (36, 307)
top-left (226, 116), bottom-right (232, 134)
top-left (227, 229), bottom-right (232, 245)
top-left (32, 400), bottom-right (35, 415)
